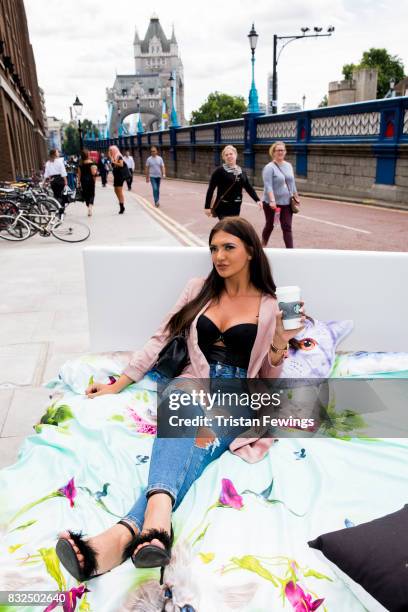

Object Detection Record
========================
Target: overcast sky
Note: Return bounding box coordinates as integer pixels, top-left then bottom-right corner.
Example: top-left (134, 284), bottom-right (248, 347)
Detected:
top-left (25, 0), bottom-right (407, 124)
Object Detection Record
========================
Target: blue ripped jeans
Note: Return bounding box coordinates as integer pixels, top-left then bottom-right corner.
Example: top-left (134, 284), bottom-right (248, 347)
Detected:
top-left (123, 362), bottom-right (248, 531)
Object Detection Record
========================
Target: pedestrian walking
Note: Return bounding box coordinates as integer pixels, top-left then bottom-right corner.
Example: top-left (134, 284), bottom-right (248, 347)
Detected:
top-left (261, 141), bottom-right (299, 248)
top-left (123, 151), bottom-right (135, 191)
top-left (43, 149), bottom-right (67, 206)
top-left (98, 153), bottom-right (109, 187)
top-left (108, 145), bottom-right (128, 214)
top-left (66, 156), bottom-right (78, 190)
top-left (204, 145), bottom-right (261, 220)
top-left (77, 149), bottom-right (97, 217)
top-left (145, 146), bottom-right (165, 207)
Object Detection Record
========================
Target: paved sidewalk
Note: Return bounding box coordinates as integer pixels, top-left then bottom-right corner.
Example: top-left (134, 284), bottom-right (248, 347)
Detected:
top-left (0, 183), bottom-right (180, 467)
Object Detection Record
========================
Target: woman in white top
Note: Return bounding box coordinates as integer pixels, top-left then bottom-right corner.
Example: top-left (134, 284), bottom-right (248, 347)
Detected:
top-left (43, 149), bottom-right (67, 204)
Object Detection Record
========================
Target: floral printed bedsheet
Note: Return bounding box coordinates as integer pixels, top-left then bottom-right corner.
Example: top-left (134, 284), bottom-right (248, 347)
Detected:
top-left (0, 353), bottom-right (405, 611)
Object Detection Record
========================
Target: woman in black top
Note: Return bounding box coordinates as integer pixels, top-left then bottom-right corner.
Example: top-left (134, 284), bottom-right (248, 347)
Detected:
top-left (109, 145), bottom-right (127, 214)
top-left (77, 150), bottom-right (97, 216)
top-left (204, 145), bottom-right (261, 219)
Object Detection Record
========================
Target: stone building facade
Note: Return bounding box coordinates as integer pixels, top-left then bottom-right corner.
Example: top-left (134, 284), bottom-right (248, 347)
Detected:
top-left (0, 0), bottom-right (47, 180)
top-left (107, 15), bottom-right (184, 135)
top-left (328, 68), bottom-right (378, 106)
top-left (47, 116), bottom-right (65, 151)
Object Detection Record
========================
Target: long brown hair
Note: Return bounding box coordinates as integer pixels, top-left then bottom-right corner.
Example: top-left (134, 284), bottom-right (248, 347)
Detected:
top-left (165, 217), bottom-right (276, 337)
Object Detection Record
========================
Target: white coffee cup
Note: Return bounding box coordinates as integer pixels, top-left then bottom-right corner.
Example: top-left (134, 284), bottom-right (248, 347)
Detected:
top-left (276, 285), bottom-right (302, 330)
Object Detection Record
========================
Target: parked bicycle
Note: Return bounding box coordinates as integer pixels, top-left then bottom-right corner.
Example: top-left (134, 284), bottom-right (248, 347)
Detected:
top-left (0, 206), bottom-right (90, 243)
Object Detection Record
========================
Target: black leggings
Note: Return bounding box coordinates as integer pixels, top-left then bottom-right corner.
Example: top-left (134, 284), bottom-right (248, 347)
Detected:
top-left (81, 178), bottom-right (95, 206)
top-left (50, 176), bottom-right (65, 203)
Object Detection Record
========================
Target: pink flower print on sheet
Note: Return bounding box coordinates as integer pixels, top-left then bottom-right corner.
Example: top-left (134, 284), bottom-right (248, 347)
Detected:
top-left (285, 581), bottom-right (324, 611)
top-left (219, 478), bottom-right (244, 510)
top-left (8, 477), bottom-right (77, 529)
top-left (58, 477), bottom-right (77, 508)
top-left (44, 584), bottom-right (89, 612)
top-left (128, 409), bottom-right (157, 435)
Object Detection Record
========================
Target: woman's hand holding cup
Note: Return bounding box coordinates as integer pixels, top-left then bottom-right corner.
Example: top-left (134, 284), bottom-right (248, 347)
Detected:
top-left (274, 301), bottom-right (305, 346)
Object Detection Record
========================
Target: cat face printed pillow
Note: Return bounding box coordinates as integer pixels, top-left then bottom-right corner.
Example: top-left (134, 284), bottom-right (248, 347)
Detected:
top-left (281, 319), bottom-right (354, 378)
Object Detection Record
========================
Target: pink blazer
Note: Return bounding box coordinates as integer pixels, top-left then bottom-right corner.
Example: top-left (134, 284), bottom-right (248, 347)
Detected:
top-left (124, 277), bottom-right (283, 462)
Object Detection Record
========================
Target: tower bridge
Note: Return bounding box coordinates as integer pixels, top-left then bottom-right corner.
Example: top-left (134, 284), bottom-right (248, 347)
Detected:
top-left (107, 15), bottom-right (185, 136)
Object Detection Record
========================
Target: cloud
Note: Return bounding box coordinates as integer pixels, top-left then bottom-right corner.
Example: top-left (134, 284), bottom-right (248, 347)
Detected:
top-left (24, 0), bottom-right (407, 123)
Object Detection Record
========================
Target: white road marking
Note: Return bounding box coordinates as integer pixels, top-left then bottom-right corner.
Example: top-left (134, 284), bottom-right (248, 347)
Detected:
top-left (130, 192), bottom-right (206, 246)
top-left (243, 201), bottom-right (371, 234)
top-left (297, 214), bottom-right (371, 234)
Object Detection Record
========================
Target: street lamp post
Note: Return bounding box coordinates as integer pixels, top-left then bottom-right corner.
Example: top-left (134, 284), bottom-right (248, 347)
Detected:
top-left (247, 24), bottom-right (260, 113)
top-left (136, 94), bottom-right (144, 133)
top-left (302, 94), bottom-right (306, 109)
top-left (271, 26), bottom-right (335, 114)
top-left (389, 78), bottom-right (396, 98)
top-left (117, 107), bottom-right (122, 137)
top-left (168, 72), bottom-right (180, 128)
top-left (72, 96), bottom-right (83, 151)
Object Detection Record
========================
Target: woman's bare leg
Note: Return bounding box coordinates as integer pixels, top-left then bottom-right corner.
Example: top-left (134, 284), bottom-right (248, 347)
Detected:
top-left (114, 186), bottom-right (125, 212)
top-left (56, 494), bottom-right (173, 572)
top-left (134, 493), bottom-right (172, 553)
top-left (57, 519), bottom-right (138, 573)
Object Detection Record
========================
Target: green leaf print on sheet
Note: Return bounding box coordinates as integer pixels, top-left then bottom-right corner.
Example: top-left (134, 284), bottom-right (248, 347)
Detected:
top-left (221, 555), bottom-right (330, 611)
top-left (34, 402), bottom-right (74, 433)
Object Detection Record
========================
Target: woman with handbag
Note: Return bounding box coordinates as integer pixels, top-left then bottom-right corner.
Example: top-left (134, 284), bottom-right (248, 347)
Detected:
top-left (55, 217), bottom-right (305, 585)
top-left (261, 141), bottom-right (300, 248)
top-left (77, 149), bottom-right (97, 216)
top-left (108, 145), bottom-right (128, 214)
top-left (204, 145), bottom-right (261, 219)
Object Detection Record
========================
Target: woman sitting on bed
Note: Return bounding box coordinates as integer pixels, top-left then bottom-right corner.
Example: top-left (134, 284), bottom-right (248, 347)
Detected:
top-left (56, 217), bottom-right (305, 583)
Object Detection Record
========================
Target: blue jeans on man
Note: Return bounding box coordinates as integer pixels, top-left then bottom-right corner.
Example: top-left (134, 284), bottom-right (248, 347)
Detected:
top-left (150, 176), bottom-right (161, 206)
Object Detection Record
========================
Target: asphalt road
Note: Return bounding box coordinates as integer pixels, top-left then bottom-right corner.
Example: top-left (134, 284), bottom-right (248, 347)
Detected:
top-left (121, 174), bottom-right (408, 251)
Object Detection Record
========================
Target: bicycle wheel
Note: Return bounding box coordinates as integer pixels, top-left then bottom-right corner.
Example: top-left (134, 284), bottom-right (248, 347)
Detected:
top-left (0, 199), bottom-right (19, 216)
top-left (51, 219), bottom-right (90, 243)
top-left (37, 196), bottom-right (63, 215)
top-left (0, 215), bottom-right (31, 241)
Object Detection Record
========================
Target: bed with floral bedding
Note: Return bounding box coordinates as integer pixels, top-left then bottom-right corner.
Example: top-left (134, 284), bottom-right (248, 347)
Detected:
top-left (0, 342), bottom-right (406, 612)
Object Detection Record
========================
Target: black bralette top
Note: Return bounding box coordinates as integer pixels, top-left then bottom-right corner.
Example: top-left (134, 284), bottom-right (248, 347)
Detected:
top-left (197, 314), bottom-right (257, 369)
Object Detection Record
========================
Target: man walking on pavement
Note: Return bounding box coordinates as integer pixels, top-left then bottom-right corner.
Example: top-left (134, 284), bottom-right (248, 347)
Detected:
top-left (98, 153), bottom-right (109, 188)
top-left (123, 151), bottom-right (135, 191)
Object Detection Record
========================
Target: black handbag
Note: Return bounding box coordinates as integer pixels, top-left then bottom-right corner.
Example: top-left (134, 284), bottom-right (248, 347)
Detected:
top-left (75, 186), bottom-right (84, 202)
top-left (121, 161), bottom-right (130, 181)
top-left (152, 334), bottom-right (189, 379)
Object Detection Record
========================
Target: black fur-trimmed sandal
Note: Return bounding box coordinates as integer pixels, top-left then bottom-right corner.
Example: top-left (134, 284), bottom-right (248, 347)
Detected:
top-left (126, 527), bottom-right (174, 584)
top-left (55, 519), bottom-right (137, 582)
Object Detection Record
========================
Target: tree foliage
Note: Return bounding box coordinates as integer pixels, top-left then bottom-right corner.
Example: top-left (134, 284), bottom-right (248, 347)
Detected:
top-left (190, 92), bottom-right (247, 125)
top-left (342, 48), bottom-right (405, 98)
top-left (318, 94), bottom-right (328, 108)
top-left (342, 63), bottom-right (355, 81)
top-left (62, 119), bottom-right (100, 155)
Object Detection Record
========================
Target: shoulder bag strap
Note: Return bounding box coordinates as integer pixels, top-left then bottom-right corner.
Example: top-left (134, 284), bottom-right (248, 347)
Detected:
top-left (211, 173), bottom-right (239, 214)
top-left (273, 162), bottom-right (293, 196)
